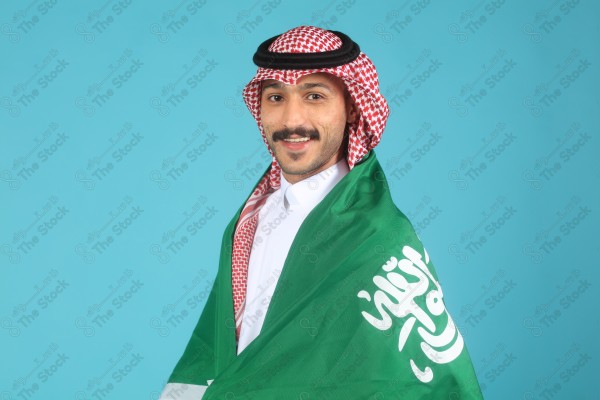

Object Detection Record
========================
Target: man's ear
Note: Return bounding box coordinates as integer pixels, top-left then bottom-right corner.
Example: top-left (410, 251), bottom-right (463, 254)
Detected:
top-left (346, 96), bottom-right (358, 124)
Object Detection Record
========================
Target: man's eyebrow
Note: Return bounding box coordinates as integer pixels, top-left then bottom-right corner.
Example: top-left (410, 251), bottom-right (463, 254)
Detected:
top-left (261, 82), bottom-right (284, 92)
top-left (298, 82), bottom-right (334, 92)
top-left (261, 81), bottom-right (335, 92)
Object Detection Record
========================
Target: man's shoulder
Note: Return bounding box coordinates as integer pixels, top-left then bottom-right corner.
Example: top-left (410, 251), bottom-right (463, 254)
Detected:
top-left (327, 151), bottom-right (415, 228)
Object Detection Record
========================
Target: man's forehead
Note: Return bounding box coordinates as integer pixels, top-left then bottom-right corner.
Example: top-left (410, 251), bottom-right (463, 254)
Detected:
top-left (260, 73), bottom-right (345, 91)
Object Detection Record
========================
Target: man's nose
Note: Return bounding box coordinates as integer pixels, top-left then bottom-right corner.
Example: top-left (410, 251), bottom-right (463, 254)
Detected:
top-left (281, 96), bottom-right (307, 128)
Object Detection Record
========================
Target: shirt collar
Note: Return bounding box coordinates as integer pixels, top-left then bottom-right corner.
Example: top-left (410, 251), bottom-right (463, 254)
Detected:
top-left (279, 159), bottom-right (350, 211)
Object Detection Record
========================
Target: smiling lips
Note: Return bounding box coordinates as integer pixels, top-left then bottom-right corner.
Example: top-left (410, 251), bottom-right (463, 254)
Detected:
top-left (283, 137), bottom-right (310, 143)
top-left (281, 136), bottom-right (312, 150)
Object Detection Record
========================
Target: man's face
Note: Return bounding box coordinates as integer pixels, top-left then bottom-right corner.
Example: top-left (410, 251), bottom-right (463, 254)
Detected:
top-left (260, 73), bottom-right (357, 184)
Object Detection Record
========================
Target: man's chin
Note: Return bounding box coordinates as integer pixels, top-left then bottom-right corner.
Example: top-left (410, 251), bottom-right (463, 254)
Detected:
top-left (274, 147), bottom-right (313, 166)
top-left (279, 158), bottom-right (332, 183)
top-left (279, 162), bottom-right (312, 177)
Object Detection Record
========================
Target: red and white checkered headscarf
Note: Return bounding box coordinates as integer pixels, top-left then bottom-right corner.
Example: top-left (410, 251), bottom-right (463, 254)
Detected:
top-left (232, 26), bottom-right (389, 337)
top-left (242, 25), bottom-right (390, 191)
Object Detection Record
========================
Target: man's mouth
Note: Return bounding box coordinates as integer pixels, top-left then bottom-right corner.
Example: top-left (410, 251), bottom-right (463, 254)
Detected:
top-left (272, 127), bottom-right (319, 142)
top-left (283, 137), bottom-right (311, 143)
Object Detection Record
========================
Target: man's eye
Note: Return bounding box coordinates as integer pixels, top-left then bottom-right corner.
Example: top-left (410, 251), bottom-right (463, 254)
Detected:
top-left (268, 94), bottom-right (283, 101)
top-left (307, 93), bottom-right (323, 100)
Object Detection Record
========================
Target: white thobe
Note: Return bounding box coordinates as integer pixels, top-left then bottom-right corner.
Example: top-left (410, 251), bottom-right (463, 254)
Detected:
top-left (237, 159), bottom-right (349, 354)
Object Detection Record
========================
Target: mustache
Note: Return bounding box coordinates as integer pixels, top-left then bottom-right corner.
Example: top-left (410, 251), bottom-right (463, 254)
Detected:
top-left (271, 127), bottom-right (319, 142)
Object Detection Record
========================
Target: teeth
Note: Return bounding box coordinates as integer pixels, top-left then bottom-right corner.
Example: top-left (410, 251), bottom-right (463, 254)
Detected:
top-left (284, 137), bottom-right (310, 143)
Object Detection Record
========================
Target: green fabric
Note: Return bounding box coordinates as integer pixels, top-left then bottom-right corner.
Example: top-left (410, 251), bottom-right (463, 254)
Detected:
top-left (168, 151), bottom-right (483, 399)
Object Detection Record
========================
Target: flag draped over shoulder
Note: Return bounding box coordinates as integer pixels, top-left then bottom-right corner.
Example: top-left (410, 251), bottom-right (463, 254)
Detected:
top-left (160, 151), bottom-right (483, 399)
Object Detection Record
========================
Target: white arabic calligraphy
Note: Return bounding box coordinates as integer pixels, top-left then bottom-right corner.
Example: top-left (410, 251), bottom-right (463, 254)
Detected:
top-left (357, 245), bottom-right (464, 383)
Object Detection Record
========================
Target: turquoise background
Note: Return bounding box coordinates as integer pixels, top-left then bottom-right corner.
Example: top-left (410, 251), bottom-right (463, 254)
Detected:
top-left (1, 1), bottom-right (598, 399)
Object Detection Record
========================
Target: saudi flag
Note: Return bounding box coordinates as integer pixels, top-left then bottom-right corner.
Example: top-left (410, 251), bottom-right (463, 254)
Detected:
top-left (159, 152), bottom-right (483, 399)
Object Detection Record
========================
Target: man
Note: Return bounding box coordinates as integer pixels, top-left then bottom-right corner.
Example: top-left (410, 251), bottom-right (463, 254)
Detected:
top-left (159, 26), bottom-right (483, 399)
